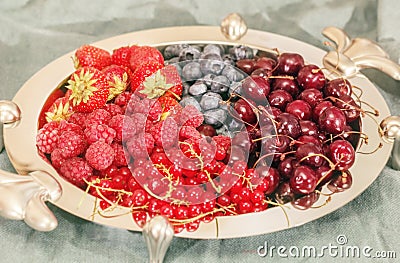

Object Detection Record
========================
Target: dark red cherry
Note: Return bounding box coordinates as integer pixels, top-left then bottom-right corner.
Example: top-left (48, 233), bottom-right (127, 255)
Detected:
top-left (296, 135), bottom-right (321, 146)
top-left (197, 124), bottom-right (217, 137)
top-left (286, 100), bottom-right (312, 120)
top-left (276, 53), bottom-right (305, 76)
top-left (236, 59), bottom-right (256, 75)
top-left (268, 89), bottom-right (293, 110)
top-left (318, 106), bottom-right (347, 134)
top-left (299, 120), bottom-right (319, 137)
top-left (272, 77), bottom-right (300, 97)
top-left (278, 156), bottom-right (298, 179)
top-left (242, 76), bottom-right (270, 104)
top-left (295, 143), bottom-right (324, 167)
top-left (255, 166), bottom-right (280, 195)
top-left (254, 56), bottom-right (277, 71)
top-left (327, 170), bottom-right (353, 193)
top-left (275, 181), bottom-right (295, 204)
top-left (297, 64), bottom-right (326, 90)
top-left (291, 191), bottom-right (319, 210)
top-left (290, 165), bottom-right (317, 195)
top-left (251, 68), bottom-right (273, 79)
top-left (324, 78), bottom-right (352, 98)
top-left (312, 100), bottom-right (333, 122)
top-left (276, 112), bottom-right (301, 139)
top-left (298, 88), bottom-right (323, 108)
top-left (333, 94), bottom-right (360, 123)
top-left (328, 140), bottom-right (355, 171)
top-left (315, 165), bottom-right (334, 186)
top-left (234, 98), bottom-right (257, 124)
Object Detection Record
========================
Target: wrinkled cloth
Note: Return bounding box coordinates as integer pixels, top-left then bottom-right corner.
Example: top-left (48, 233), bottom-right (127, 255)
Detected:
top-left (0, 0), bottom-right (399, 262)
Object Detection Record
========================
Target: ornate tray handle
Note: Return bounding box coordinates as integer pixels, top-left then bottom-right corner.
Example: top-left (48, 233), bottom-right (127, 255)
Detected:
top-left (322, 26), bottom-right (400, 80)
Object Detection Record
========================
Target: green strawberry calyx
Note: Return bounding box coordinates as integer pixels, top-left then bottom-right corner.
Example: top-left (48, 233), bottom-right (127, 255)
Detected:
top-left (139, 69), bottom-right (173, 99)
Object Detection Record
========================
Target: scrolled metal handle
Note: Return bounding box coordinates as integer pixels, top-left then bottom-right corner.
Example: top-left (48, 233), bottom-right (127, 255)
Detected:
top-left (380, 116), bottom-right (400, 170)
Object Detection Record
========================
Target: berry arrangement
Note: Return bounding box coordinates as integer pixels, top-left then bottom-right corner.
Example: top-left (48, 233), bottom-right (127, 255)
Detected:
top-left (36, 41), bottom-right (375, 234)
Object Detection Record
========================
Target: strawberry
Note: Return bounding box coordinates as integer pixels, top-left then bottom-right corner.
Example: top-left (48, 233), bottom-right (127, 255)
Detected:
top-left (138, 64), bottom-right (183, 100)
top-left (131, 61), bottom-right (164, 93)
top-left (74, 45), bottom-right (111, 70)
top-left (111, 46), bottom-right (132, 68)
top-left (129, 46), bottom-right (164, 72)
top-left (102, 65), bottom-right (130, 100)
top-left (44, 96), bottom-right (74, 123)
top-left (67, 67), bottom-right (110, 113)
top-left (158, 96), bottom-right (179, 113)
top-left (38, 88), bottom-right (66, 128)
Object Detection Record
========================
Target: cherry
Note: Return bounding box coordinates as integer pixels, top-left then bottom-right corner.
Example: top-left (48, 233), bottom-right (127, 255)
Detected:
top-left (328, 140), bottom-right (355, 171)
top-left (295, 143), bottom-right (324, 167)
top-left (242, 76), bottom-right (270, 104)
top-left (324, 78), bottom-right (352, 98)
top-left (289, 165), bottom-right (317, 195)
top-left (278, 156), bottom-right (297, 179)
top-left (297, 64), bottom-right (326, 90)
top-left (234, 98), bottom-right (257, 124)
top-left (328, 170), bottom-right (353, 193)
top-left (275, 181), bottom-right (295, 204)
top-left (236, 59), bottom-right (256, 74)
top-left (286, 100), bottom-right (312, 120)
top-left (296, 135), bottom-right (321, 146)
top-left (333, 94), bottom-right (360, 123)
top-left (276, 53), bottom-right (305, 75)
top-left (197, 124), bottom-right (217, 137)
top-left (232, 131), bottom-right (256, 153)
top-left (298, 88), bottom-right (323, 108)
top-left (272, 77), bottom-right (299, 97)
top-left (261, 135), bottom-right (291, 160)
top-left (268, 89), bottom-right (293, 110)
top-left (251, 68), bottom-right (273, 79)
top-left (318, 106), bottom-right (346, 134)
top-left (255, 166), bottom-right (280, 195)
top-left (315, 165), bottom-right (334, 185)
top-left (254, 56), bottom-right (276, 71)
top-left (291, 192), bottom-right (319, 210)
top-left (299, 120), bottom-right (319, 137)
top-left (276, 112), bottom-right (301, 139)
top-left (312, 100), bottom-right (333, 122)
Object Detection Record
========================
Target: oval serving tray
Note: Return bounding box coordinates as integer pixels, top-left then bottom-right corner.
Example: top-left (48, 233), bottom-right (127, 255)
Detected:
top-left (2, 25), bottom-right (393, 239)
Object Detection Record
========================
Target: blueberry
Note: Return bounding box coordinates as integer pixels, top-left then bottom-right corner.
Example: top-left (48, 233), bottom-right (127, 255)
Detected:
top-left (165, 57), bottom-right (180, 65)
top-left (210, 75), bottom-right (230, 94)
top-left (200, 92), bottom-right (222, 111)
top-left (164, 44), bottom-right (189, 60)
top-left (188, 81), bottom-right (208, 96)
top-left (201, 73), bottom-right (216, 87)
top-left (179, 46), bottom-right (201, 61)
top-left (199, 53), bottom-right (225, 75)
top-left (227, 117), bottom-right (244, 132)
top-left (229, 45), bottom-right (254, 61)
top-left (182, 82), bottom-right (191, 96)
top-left (182, 62), bottom-right (202, 81)
top-left (203, 108), bottom-right (228, 128)
top-left (222, 54), bottom-right (235, 66)
top-left (203, 44), bottom-right (224, 56)
top-left (222, 66), bottom-right (245, 82)
top-left (179, 96), bottom-right (202, 112)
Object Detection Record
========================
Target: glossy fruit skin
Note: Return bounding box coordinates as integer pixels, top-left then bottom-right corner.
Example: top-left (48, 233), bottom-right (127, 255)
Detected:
top-left (276, 112), bottom-right (301, 139)
top-left (272, 78), bottom-right (299, 97)
top-left (298, 88), bottom-right (323, 108)
top-left (234, 99), bottom-right (257, 124)
top-left (297, 64), bottom-right (326, 90)
top-left (276, 53), bottom-right (305, 76)
top-left (328, 140), bottom-right (355, 171)
top-left (74, 45), bottom-right (111, 70)
top-left (290, 165), bottom-right (317, 195)
top-left (285, 100), bottom-right (312, 120)
top-left (333, 94), bottom-right (360, 123)
top-left (328, 170), bottom-right (353, 193)
top-left (268, 89), bottom-right (293, 111)
top-left (242, 76), bottom-right (270, 104)
top-left (324, 78), bottom-right (352, 98)
top-left (295, 143), bottom-right (324, 168)
top-left (318, 106), bottom-right (347, 134)
top-left (129, 45), bottom-right (164, 72)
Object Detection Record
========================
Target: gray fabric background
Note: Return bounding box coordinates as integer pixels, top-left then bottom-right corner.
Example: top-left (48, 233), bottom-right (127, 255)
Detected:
top-left (0, 0), bottom-right (399, 262)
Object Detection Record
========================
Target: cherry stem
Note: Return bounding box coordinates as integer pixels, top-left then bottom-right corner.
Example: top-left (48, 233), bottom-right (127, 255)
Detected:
top-left (205, 170), bottom-right (222, 194)
top-left (298, 153), bottom-right (336, 169)
top-left (357, 142), bottom-right (383, 155)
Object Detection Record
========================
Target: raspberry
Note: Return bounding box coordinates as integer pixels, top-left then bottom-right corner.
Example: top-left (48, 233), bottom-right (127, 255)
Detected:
top-left (151, 118), bottom-right (178, 149)
top-left (134, 97), bottom-right (162, 121)
top-left (85, 141), bottom-right (115, 170)
top-left (114, 91), bottom-right (133, 107)
top-left (36, 121), bottom-right (59, 154)
top-left (103, 103), bottom-right (123, 116)
top-left (57, 131), bottom-right (86, 158)
top-left (58, 120), bottom-right (84, 137)
top-left (50, 148), bottom-right (65, 169)
top-left (85, 108), bottom-right (111, 127)
top-left (126, 133), bottom-right (155, 159)
top-left (111, 142), bottom-right (128, 167)
top-left (59, 157), bottom-right (93, 188)
top-left (68, 112), bottom-right (88, 128)
top-left (130, 113), bottom-right (147, 134)
top-left (84, 124), bottom-right (116, 144)
top-left (212, 135), bottom-right (231, 152)
top-left (109, 114), bottom-right (137, 142)
top-left (179, 125), bottom-right (201, 140)
top-left (180, 105), bottom-right (204, 127)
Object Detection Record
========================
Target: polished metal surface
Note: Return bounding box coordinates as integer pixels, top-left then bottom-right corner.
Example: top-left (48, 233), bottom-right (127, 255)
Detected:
top-left (0, 169), bottom-right (62, 231)
top-left (220, 13), bottom-right (248, 41)
top-left (322, 26), bottom-right (400, 80)
top-left (380, 116), bottom-right (400, 170)
top-left (143, 216), bottom-right (174, 263)
top-left (0, 100), bottom-right (21, 151)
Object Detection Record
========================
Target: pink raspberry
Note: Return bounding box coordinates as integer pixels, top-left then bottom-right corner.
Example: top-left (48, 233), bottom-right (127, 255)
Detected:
top-left (109, 114), bottom-right (137, 142)
top-left (58, 120), bottom-right (84, 137)
top-left (36, 121), bottom-right (59, 154)
top-left (59, 157), bottom-right (93, 188)
top-left (85, 141), bottom-right (115, 170)
top-left (50, 148), bottom-right (65, 169)
top-left (151, 118), bottom-right (178, 149)
top-left (114, 91), bottom-right (133, 107)
top-left (68, 112), bottom-right (88, 128)
top-left (212, 135), bottom-right (231, 152)
top-left (84, 124), bottom-right (116, 144)
top-left (111, 142), bottom-right (128, 167)
top-left (85, 108), bottom-right (111, 127)
top-left (130, 113), bottom-right (147, 134)
top-left (179, 125), bottom-right (202, 140)
top-left (57, 131), bottom-right (86, 158)
top-left (141, 98), bottom-right (162, 121)
top-left (126, 133), bottom-right (155, 159)
top-left (180, 105), bottom-right (204, 127)
top-left (102, 103), bottom-right (123, 116)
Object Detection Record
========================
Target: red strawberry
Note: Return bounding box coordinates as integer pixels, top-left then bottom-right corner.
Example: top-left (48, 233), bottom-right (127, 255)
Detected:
top-left (111, 46), bottom-right (132, 68)
top-left (67, 67), bottom-right (110, 113)
top-left (38, 88), bottom-right (66, 128)
top-left (74, 45), bottom-right (111, 70)
top-left (158, 96), bottom-right (179, 114)
top-left (161, 65), bottom-right (183, 99)
top-left (131, 61), bottom-right (164, 93)
top-left (102, 65), bottom-right (129, 100)
top-left (129, 46), bottom-right (164, 72)
top-left (44, 96), bottom-right (73, 123)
